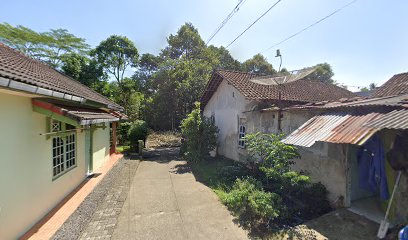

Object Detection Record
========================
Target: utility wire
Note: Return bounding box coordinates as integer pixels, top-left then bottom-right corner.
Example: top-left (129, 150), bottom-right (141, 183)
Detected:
top-left (263, 0), bottom-right (358, 52)
top-left (206, 0), bottom-right (248, 45)
top-left (226, 0), bottom-right (283, 49)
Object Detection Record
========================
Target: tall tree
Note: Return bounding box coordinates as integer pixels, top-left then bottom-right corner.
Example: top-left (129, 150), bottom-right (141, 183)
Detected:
top-left (161, 23), bottom-right (206, 60)
top-left (207, 45), bottom-right (241, 71)
top-left (92, 35), bottom-right (139, 86)
top-left (0, 23), bottom-right (89, 68)
top-left (304, 63), bottom-right (335, 84)
top-left (132, 53), bottom-right (161, 92)
top-left (242, 54), bottom-right (276, 75)
top-left (61, 53), bottom-right (108, 94)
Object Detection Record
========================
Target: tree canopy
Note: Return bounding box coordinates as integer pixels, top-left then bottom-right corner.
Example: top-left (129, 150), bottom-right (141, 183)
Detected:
top-left (0, 22), bottom-right (342, 130)
top-left (242, 54), bottom-right (276, 75)
top-left (92, 35), bottom-right (139, 85)
top-left (0, 23), bottom-right (89, 68)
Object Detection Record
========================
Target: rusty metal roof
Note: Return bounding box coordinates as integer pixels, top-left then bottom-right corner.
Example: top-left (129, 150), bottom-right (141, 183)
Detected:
top-left (364, 109), bottom-right (408, 129)
top-left (282, 112), bottom-right (384, 147)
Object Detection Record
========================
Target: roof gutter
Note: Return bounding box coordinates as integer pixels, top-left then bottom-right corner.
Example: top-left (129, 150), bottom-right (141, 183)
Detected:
top-left (0, 76), bottom-right (123, 111)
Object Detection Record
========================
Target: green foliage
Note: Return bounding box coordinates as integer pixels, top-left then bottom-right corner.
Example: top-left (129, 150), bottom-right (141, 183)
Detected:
top-left (180, 102), bottom-right (218, 162)
top-left (218, 177), bottom-right (281, 227)
top-left (118, 122), bottom-right (132, 145)
top-left (162, 23), bottom-right (205, 60)
top-left (244, 132), bottom-right (331, 225)
top-left (242, 54), bottom-right (276, 75)
top-left (128, 120), bottom-right (149, 148)
top-left (92, 35), bottom-right (139, 84)
top-left (244, 132), bottom-right (299, 173)
top-left (304, 63), bottom-right (335, 84)
top-left (0, 23), bottom-right (89, 68)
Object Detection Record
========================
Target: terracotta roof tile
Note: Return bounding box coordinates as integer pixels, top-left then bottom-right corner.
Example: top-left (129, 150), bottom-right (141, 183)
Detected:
top-left (201, 69), bottom-right (356, 107)
top-left (373, 72), bottom-right (408, 98)
top-left (0, 43), bottom-right (122, 110)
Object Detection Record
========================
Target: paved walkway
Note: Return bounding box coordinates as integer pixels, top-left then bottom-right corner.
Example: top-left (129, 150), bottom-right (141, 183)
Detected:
top-left (111, 149), bottom-right (248, 240)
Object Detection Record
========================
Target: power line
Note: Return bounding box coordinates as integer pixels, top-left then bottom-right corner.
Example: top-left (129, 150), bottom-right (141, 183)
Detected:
top-left (263, 0), bottom-right (358, 53)
top-left (226, 0), bottom-right (283, 49)
top-left (206, 0), bottom-right (248, 45)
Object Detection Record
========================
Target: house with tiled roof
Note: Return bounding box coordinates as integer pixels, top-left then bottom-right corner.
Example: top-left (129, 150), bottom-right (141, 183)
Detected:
top-left (373, 71), bottom-right (408, 98)
top-left (0, 43), bottom-right (126, 239)
top-left (200, 69), bottom-right (356, 162)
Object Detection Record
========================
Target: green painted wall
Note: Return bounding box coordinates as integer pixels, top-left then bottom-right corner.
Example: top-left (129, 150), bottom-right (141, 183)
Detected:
top-left (92, 126), bottom-right (110, 171)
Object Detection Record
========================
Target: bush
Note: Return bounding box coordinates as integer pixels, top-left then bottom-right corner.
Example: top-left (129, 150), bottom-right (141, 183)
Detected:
top-left (218, 177), bottom-right (281, 228)
top-left (128, 120), bottom-right (149, 149)
top-left (244, 132), bottom-right (332, 226)
top-left (217, 164), bottom-right (252, 185)
top-left (180, 102), bottom-right (218, 162)
top-left (117, 121), bottom-right (132, 145)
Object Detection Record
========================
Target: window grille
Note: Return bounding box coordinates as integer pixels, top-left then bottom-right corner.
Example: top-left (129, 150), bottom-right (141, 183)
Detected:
top-left (238, 117), bottom-right (246, 148)
top-left (51, 120), bottom-right (76, 178)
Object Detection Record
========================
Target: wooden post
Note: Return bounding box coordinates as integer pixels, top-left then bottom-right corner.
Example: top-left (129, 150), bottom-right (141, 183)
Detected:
top-left (111, 122), bottom-right (118, 154)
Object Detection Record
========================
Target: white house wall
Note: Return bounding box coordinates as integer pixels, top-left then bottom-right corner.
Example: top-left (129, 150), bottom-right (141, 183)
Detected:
top-left (203, 80), bottom-right (254, 162)
top-left (0, 91), bottom-right (110, 239)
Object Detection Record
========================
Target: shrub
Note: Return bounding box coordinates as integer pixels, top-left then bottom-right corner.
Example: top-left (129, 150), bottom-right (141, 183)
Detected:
top-left (218, 177), bottom-right (281, 228)
top-left (128, 120), bottom-right (149, 149)
top-left (217, 164), bottom-right (252, 185)
top-left (117, 121), bottom-right (132, 145)
top-left (244, 132), bottom-right (332, 225)
top-left (180, 102), bottom-right (218, 162)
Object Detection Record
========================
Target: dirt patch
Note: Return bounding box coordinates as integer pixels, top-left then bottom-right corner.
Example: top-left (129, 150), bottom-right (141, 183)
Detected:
top-left (303, 208), bottom-right (378, 240)
top-left (146, 131), bottom-right (181, 148)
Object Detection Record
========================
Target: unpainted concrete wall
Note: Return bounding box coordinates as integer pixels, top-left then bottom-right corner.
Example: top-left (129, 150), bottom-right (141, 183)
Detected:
top-left (292, 142), bottom-right (348, 204)
top-left (203, 80), bottom-right (256, 162)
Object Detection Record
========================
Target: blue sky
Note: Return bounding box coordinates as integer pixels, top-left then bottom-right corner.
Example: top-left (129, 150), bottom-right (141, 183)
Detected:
top-left (1, 0), bottom-right (407, 90)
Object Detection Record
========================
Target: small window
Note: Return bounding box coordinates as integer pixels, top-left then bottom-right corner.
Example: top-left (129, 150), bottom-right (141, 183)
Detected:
top-left (51, 120), bottom-right (76, 178)
top-left (211, 112), bottom-right (215, 123)
top-left (238, 118), bottom-right (246, 148)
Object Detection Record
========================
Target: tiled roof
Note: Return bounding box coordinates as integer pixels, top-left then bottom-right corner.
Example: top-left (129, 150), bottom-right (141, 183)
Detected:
top-left (0, 43), bottom-right (122, 110)
top-left (373, 72), bottom-right (408, 98)
top-left (201, 69), bottom-right (356, 108)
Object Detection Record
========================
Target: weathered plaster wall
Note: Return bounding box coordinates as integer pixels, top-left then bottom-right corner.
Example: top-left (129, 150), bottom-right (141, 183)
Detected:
top-left (292, 142), bottom-right (348, 204)
top-left (203, 80), bottom-right (255, 162)
top-left (245, 110), bottom-right (317, 136)
top-left (92, 126), bottom-right (110, 170)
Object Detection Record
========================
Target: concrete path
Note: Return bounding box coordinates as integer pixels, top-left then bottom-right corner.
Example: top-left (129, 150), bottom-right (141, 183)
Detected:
top-left (112, 150), bottom-right (248, 240)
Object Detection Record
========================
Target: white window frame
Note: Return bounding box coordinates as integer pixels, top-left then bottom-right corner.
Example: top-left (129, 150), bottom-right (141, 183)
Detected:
top-left (238, 117), bottom-right (247, 148)
top-left (51, 119), bottom-right (77, 179)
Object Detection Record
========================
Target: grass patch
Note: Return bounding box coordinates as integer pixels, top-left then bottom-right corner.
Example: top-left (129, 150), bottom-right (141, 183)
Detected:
top-left (116, 145), bottom-right (130, 153)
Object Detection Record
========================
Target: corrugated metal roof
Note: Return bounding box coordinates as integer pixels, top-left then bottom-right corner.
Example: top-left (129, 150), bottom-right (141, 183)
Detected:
top-left (262, 94), bottom-right (408, 112)
top-left (364, 109), bottom-right (408, 129)
top-left (282, 112), bottom-right (384, 147)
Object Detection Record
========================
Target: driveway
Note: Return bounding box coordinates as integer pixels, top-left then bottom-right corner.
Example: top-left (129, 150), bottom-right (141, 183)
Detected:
top-left (111, 149), bottom-right (248, 240)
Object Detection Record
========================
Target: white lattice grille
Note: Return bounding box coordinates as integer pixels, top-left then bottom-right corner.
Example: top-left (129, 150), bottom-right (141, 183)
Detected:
top-left (65, 133), bottom-right (76, 169)
top-left (51, 120), bottom-right (77, 178)
top-left (51, 119), bottom-right (61, 132)
top-left (52, 137), bottom-right (65, 176)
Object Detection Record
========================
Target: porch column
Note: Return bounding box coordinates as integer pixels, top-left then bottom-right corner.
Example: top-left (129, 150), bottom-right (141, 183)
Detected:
top-left (111, 122), bottom-right (118, 154)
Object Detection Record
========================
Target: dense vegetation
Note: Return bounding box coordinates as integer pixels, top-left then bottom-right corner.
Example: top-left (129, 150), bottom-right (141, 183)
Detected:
top-left (185, 131), bottom-right (331, 236)
top-left (0, 22), bottom-right (338, 131)
top-left (180, 102), bottom-right (218, 162)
